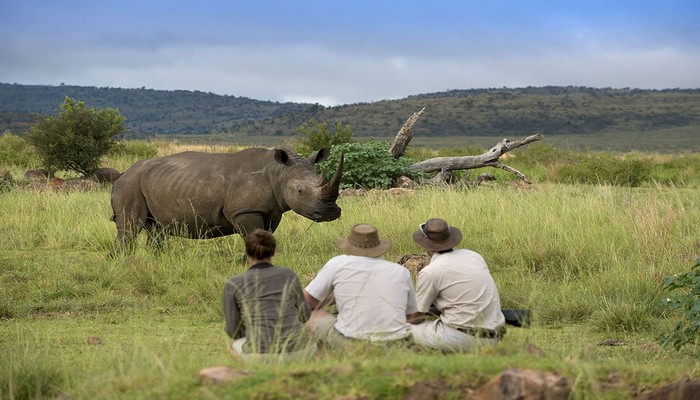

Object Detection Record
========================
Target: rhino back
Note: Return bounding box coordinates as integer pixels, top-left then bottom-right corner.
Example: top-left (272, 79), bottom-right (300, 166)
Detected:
top-left (139, 150), bottom-right (277, 231)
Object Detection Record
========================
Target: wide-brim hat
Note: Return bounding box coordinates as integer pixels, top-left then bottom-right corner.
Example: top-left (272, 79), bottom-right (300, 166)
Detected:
top-left (412, 218), bottom-right (462, 252)
top-left (337, 223), bottom-right (392, 257)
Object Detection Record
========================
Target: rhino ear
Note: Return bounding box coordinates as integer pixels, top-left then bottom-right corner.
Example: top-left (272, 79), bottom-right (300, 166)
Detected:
top-left (309, 147), bottom-right (330, 164)
top-left (274, 148), bottom-right (291, 165)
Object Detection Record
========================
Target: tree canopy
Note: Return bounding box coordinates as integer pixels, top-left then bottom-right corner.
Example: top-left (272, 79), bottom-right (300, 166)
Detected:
top-left (25, 97), bottom-right (125, 176)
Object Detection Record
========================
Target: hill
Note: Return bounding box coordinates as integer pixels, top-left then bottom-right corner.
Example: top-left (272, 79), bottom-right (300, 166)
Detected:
top-left (1, 83), bottom-right (699, 149)
top-left (0, 82), bottom-right (314, 137)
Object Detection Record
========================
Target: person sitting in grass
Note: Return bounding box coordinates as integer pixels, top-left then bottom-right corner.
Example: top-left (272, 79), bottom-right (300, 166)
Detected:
top-left (408, 218), bottom-right (506, 352)
top-left (303, 223), bottom-right (422, 348)
top-left (223, 229), bottom-right (316, 361)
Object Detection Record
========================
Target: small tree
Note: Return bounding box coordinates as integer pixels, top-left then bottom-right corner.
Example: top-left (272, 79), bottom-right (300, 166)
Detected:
top-left (293, 118), bottom-right (353, 153)
top-left (25, 97), bottom-right (125, 176)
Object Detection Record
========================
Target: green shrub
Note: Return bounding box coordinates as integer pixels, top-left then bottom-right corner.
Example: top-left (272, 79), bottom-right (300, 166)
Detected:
top-left (660, 258), bottom-right (700, 350)
top-left (0, 169), bottom-right (14, 193)
top-left (318, 141), bottom-right (421, 189)
top-left (555, 152), bottom-right (652, 186)
top-left (650, 154), bottom-right (700, 187)
top-left (25, 97), bottom-right (125, 176)
top-left (0, 132), bottom-right (38, 168)
top-left (293, 119), bottom-right (354, 153)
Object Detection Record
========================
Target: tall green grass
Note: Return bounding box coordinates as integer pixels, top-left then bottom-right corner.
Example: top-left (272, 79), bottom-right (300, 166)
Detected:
top-left (1, 181), bottom-right (698, 398)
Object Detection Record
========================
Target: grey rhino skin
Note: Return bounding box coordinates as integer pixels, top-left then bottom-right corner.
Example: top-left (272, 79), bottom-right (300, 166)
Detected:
top-left (110, 147), bottom-right (343, 254)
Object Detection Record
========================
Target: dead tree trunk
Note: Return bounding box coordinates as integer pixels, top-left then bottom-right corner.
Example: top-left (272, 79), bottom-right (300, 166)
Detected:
top-left (388, 109), bottom-right (544, 184)
top-left (408, 134), bottom-right (544, 183)
top-left (390, 107), bottom-right (425, 158)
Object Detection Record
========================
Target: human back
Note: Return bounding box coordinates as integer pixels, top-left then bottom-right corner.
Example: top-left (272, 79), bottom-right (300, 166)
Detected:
top-left (227, 266), bottom-right (310, 353)
top-left (417, 248), bottom-right (504, 330)
top-left (223, 228), bottom-right (314, 360)
top-left (307, 254), bottom-right (415, 341)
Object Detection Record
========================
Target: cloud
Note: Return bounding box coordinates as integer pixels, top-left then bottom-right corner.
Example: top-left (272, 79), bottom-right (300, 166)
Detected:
top-left (1, 0), bottom-right (699, 107)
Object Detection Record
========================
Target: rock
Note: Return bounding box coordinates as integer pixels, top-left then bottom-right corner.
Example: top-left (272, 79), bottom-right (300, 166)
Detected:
top-left (638, 379), bottom-right (700, 400)
top-left (48, 178), bottom-right (65, 189)
top-left (471, 368), bottom-right (571, 400)
top-left (398, 253), bottom-right (431, 276)
top-left (404, 381), bottom-right (442, 400)
top-left (62, 179), bottom-right (101, 191)
top-left (87, 336), bottom-right (102, 346)
top-left (198, 366), bottom-right (253, 385)
top-left (396, 176), bottom-right (417, 189)
top-left (90, 167), bottom-right (121, 183)
top-left (24, 168), bottom-right (50, 180)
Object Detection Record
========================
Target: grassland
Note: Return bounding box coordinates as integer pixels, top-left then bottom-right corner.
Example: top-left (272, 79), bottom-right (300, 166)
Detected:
top-left (1, 151), bottom-right (699, 399)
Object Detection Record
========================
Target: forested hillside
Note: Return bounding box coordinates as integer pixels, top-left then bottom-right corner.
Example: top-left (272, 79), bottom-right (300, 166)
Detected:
top-left (1, 83), bottom-right (699, 143)
top-left (0, 83), bottom-right (314, 137)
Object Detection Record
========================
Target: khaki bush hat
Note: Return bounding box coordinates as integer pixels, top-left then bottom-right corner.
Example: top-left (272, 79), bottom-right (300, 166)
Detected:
top-left (412, 218), bottom-right (462, 252)
top-left (336, 223), bottom-right (392, 257)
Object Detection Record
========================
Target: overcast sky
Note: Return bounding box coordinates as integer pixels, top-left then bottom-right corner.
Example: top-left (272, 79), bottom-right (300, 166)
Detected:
top-left (1, 0), bottom-right (699, 106)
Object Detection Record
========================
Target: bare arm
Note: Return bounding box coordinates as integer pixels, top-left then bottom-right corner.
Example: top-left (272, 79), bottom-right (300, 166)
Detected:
top-left (407, 311), bottom-right (425, 325)
top-left (304, 290), bottom-right (320, 310)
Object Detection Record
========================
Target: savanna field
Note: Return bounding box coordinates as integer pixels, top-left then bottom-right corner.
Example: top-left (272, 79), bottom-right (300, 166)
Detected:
top-left (1, 139), bottom-right (699, 399)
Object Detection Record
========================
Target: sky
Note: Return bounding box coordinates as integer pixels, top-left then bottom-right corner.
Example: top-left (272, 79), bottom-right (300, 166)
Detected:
top-left (1, 0), bottom-right (699, 106)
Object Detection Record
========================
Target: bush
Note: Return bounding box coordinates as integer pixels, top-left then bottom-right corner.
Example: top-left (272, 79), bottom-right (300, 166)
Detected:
top-left (660, 258), bottom-right (700, 350)
top-left (293, 119), bottom-right (353, 153)
top-left (25, 97), bottom-right (125, 176)
top-left (317, 141), bottom-right (421, 189)
top-left (0, 131), bottom-right (38, 168)
top-left (555, 152), bottom-right (652, 186)
top-left (0, 169), bottom-right (14, 193)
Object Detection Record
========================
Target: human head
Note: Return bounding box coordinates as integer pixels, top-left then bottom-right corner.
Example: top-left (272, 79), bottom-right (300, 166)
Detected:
top-left (412, 218), bottom-right (462, 252)
top-left (244, 229), bottom-right (277, 260)
top-left (336, 223), bottom-right (392, 258)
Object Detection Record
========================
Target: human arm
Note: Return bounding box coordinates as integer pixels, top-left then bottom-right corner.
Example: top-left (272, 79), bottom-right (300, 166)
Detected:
top-left (304, 290), bottom-right (321, 310)
top-left (407, 311), bottom-right (425, 324)
top-left (303, 259), bottom-right (336, 310)
top-left (405, 269), bottom-right (424, 324)
top-left (415, 269), bottom-right (438, 313)
top-left (223, 280), bottom-right (244, 339)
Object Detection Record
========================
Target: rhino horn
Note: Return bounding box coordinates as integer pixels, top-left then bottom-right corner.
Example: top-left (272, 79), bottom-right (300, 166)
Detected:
top-left (321, 152), bottom-right (344, 201)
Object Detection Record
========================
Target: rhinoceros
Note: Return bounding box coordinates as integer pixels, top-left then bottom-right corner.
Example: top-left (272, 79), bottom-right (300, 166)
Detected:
top-left (110, 146), bottom-right (343, 254)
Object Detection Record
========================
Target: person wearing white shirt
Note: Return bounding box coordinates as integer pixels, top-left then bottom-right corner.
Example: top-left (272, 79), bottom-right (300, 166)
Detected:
top-left (304, 223), bottom-right (421, 348)
top-left (408, 218), bottom-right (506, 352)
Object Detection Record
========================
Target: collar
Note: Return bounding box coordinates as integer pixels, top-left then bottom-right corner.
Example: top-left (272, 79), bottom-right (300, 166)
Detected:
top-left (249, 261), bottom-right (274, 270)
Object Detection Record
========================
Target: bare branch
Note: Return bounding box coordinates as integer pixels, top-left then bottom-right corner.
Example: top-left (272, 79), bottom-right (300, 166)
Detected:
top-left (485, 161), bottom-right (531, 183)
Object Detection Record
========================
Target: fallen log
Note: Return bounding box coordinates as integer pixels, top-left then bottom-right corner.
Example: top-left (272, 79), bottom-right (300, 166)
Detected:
top-left (409, 134), bottom-right (544, 183)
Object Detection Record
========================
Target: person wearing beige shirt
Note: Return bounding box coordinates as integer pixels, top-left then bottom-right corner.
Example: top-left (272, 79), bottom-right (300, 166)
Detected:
top-left (408, 218), bottom-right (506, 352)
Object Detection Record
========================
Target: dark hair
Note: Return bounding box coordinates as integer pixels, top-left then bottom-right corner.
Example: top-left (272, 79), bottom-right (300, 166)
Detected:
top-left (244, 229), bottom-right (276, 260)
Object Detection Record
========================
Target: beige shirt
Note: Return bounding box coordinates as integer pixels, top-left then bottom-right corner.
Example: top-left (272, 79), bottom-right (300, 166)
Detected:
top-left (416, 249), bottom-right (505, 330)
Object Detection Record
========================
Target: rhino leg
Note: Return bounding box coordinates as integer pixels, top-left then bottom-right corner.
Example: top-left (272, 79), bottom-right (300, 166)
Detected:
top-left (111, 203), bottom-right (151, 257)
top-left (230, 213), bottom-right (267, 237)
top-left (144, 218), bottom-right (165, 251)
